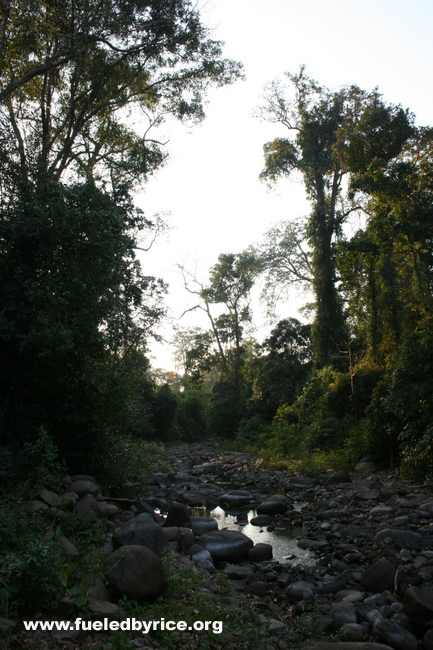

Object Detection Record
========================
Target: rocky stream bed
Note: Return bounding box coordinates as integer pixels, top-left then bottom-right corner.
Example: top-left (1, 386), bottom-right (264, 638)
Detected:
top-left (6, 442), bottom-right (433, 649)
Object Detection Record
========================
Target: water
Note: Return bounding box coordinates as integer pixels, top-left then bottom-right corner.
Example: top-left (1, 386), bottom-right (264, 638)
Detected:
top-left (191, 505), bottom-right (315, 565)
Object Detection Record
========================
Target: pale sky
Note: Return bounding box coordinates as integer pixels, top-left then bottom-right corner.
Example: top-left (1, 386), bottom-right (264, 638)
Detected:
top-left (136, 0), bottom-right (433, 371)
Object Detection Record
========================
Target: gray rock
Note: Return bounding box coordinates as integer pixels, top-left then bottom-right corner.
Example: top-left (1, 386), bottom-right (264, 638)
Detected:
top-left (250, 514), bottom-right (273, 527)
top-left (248, 543), bottom-right (273, 561)
top-left (58, 536), bottom-right (79, 559)
top-left (306, 644), bottom-right (395, 649)
top-left (425, 628), bottom-right (433, 650)
top-left (340, 623), bottom-right (366, 642)
top-left (73, 493), bottom-right (101, 518)
top-left (286, 581), bottom-right (315, 602)
top-left (201, 530), bottom-right (253, 560)
top-left (248, 581), bottom-right (268, 596)
top-left (359, 559), bottom-right (396, 592)
top-left (374, 618), bottom-right (418, 650)
top-left (39, 489), bottom-right (60, 507)
top-left (0, 616), bottom-right (17, 635)
top-left (164, 501), bottom-right (191, 528)
top-left (98, 502), bottom-right (120, 518)
top-left (374, 529), bottom-right (422, 551)
top-left (113, 513), bottom-right (168, 554)
top-left (404, 585), bottom-right (433, 625)
top-left (179, 491), bottom-right (207, 507)
top-left (68, 479), bottom-right (99, 498)
top-left (87, 579), bottom-right (109, 602)
top-left (222, 564), bottom-right (252, 579)
top-left (317, 575), bottom-right (347, 594)
top-left (257, 494), bottom-right (288, 515)
top-left (104, 545), bottom-right (165, 600)
top-left (179, 528), bottom-right (195, 553)
top-left (88, 598), bottom-right (120, 620)
top-left (190, 516), bottom-right (218, 535)
top-left (162, 526), bottom-right (180, 542)
top-left (218, 490), bottom-right (253, 509)
top-left (331, 602), bottom-right (358, 628)
top-left (30, 499), bottom-right (49, 511)
top-left (327, 470), bottom-right (352, 485)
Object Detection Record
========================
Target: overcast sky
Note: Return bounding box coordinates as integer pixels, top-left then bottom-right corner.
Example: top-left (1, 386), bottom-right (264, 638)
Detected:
top-left (137, 0), bottom-right (433, 371)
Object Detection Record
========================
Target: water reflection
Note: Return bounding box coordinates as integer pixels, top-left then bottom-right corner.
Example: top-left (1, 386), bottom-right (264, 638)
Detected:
top-left (191, 506), bottom-right (314, 565)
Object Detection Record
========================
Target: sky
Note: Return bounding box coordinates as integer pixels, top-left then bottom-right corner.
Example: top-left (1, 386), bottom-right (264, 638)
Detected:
top-left (136, 0), bottom-right (433, 371)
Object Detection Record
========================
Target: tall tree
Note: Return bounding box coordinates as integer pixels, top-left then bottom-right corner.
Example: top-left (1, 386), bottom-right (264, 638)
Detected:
top-left (259, 68), bottom-right (413, 367)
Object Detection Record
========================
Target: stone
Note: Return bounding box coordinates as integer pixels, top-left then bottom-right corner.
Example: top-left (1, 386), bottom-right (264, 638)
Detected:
top-left (340, 623), bottom-right (366, 642)
top-left (164, 501), bottom-right (191, 528)
top-left (67, 479), bottom-right (99, 498)
top-left (248, 581), bottom-right (268, 596)
top-left (30, 499), bottom-right (49, 511)
top-left (162, 526), bottom-right (180, 542)
top-left (218, 490), bottom-right (253, 509)
top-left (222, 564), bottom-right (252, 579)
top-left (403, 585), bottom-right (433, 625)
top-left (112, 513), bottom-right (168, 554)
top-left (87, 579), bottom-right (109, 602)
top-left (248, 543), bottom-right (273, 561)
top-left (288, 476), bottom-right (316, 488)
top-left (98, 502), bottom-right (120, 518)
top-left (190, 544), bottom-right (213, 565)
top-left (355, 458), bottom-right (379, 473)
top-left (70, 474), bottom-right (97, 483)
top-left (250, 514), bottom-right (273, 527)
top-left (374, 529), bottom-right (422, 551)
top-left (58, 535), bottom-right (79, 559)
top-left (424, 628), bottom-right (433, 650)
top-left (104, 545), bottom-right (165, 600)
top-left (305, 641), bottom-right (393, 650)
top-left (331, 602), bottom-right (358, 628)
top-left (257, 494), bottom-right (289, 515)
top-left (374, 618), bottom-right (418, 650)
top-left (326, 470), bottom-right (352, 485)
top-left (286, 581), bottom-right (315, 602)
top-left (179, 528), bottom-right (195, 553)
top-left (190, 516), bottom-right (218, 535)
top-left (359, 559), bottom-right (396, 592)
top-left (179, 491), bottom-right (207, 507)
top-left (201, 530), bottom-right (253, 560)
top-left (0, 616), bottom-right (17, 635)
top-left (73, 493), bottom-right (101, 518)
top-left (39, 489), bottom-right (61, 507)
top-left (317, 575), bottom-right (347, 594)
top-left (88, 598), bottom-right (120, 620)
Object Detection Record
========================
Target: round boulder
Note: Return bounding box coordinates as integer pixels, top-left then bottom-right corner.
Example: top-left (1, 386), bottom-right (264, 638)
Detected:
top-left (201, 530), bottom-right (253, 560)
top-left (218, 490), bottom-right (253, 509)
top-left (112, 513), bottom-right (168, 554)
top-left (257, 494), bottom-right (288, 515)
top-left (191, 516), bottom-right (218, 535)
top-left (104, 545), bottom-right (165, 600)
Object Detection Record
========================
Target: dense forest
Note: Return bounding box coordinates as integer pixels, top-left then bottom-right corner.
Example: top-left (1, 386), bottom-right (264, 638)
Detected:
top-left (1, 0), bottom-right (432, 491)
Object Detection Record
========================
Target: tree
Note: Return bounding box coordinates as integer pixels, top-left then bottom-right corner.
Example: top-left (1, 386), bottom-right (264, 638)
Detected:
top-left (0, 0), bottom-right (243, 196)
top-left (259, 68), bottom-right (413, 367)
top-left (180, 252), bottom-right (260, 388)
top-left (249, 217), bottom-right (313, 318)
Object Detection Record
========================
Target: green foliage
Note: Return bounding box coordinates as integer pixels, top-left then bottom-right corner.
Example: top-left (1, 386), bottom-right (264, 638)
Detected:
top-left (174, 389), bottom-right (209, 442)
top-left (208, 381), bottom-right (244, 438)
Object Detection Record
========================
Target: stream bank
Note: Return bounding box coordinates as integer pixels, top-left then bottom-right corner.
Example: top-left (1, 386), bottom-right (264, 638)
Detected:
top-left (6, 441), bottom-right (433, 649)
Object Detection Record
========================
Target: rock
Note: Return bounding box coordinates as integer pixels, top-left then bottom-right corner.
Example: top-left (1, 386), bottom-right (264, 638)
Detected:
top-left (257, 494), bottom-right (289, 515)
top-left (374, 529), bottom-right (421, 551)
top-left (404, 585), bottom-right (433, 625)
top-left (70, 474), bottom-right (97, 483)
top-left (248, 543), bottom-right (273, 561)
top-left (164, 501), bottom-right (191, 528)
top-left (88, 598), bottom-right (120, 620)
top-left (58, 536), bottom-right (79, 559)
top-left (374, 618), bottom-right (418, 650)
top-left (340, 623), bottom-right (366, 642)
top-left (370, 505), bottom-right (393, 516)
top-left (305, 641), bottom-right (393, 650)
top-left (286, 581), bottom-right (315, 602)
top-left (288, 476), bottom-right (316, 488)
top-left (162, 526), bottom-right (180, 542)
top-left (331, 602), bottom-right (358, 628)
top-left (425, 629), bottom-right (433, 650)
top-left (222, 564), bottom-right (252, 579)
top-left (250, 514), bottom-right (273, 527)
top-left (67, 479), bottom-right (99, 498)
top-left (248, 581), bottom-right (268, 596)
top-left (0, 616), bottom-right (17, 635)
top-left (73, 493), bottom-right (101, 518)
top-left (190, 516), bottom-right (218, 535)
top-left (87, 579), bottom-right (109, 601)
top-left (327, 470), bottom-right (352, 485)
top-left (104, 545), bottom-right (165, 600)
top-left (112, 513), bottom-right (168, 554)
top-left (359, 559), bottom-right (396, 592)
top-left (190, 544), bottom-right (214, 564)
top-left (39, 489), bottom-right (61, 507)
top-left (179, 528), bottom-right (195, 553)
top-left (218, 490), bottom-right (253, 509)
top-left (201, 530), bottom-right (253, 560)
top-left (317, 575), bottom-right (347, 594)
top-left (98, 502), bottom-right (120, 518)
top-left (355, 458), bottom-right (379, 473)
top-left (179, 491), bottom-right (208, 507)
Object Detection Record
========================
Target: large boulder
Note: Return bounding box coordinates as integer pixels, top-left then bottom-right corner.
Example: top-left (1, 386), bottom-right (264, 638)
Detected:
top-left (67, 479), bottom-right (99, 498)
top-left (201, 530), bottom-right (253, 560)
top-left (190, 516), bottom-right (218, 536)
top-left (104, 545), bottom-right (165, 600)
top-left (257, 494), bottom-right (288, 515)
top-left (113, 513), bottom-right (168, 554)
top-left (359, 559), bottom-right (396, 592)
top-left (164, 502), bottom-right (191, 528)
top-left (374, 529), bottom-right (422, 551)
top-left (218, 490), bottom-right (253, 509)
top-left (404, 586), bottom-right (433, 625)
